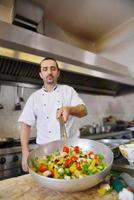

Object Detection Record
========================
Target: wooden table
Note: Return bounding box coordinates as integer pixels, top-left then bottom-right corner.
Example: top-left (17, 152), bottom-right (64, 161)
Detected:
top-left (0, 175), bottom-right (118, 200)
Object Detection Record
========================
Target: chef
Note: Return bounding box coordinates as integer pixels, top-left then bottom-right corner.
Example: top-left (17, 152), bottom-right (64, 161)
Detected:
top-left (18, 57), bottom-right (87, 172)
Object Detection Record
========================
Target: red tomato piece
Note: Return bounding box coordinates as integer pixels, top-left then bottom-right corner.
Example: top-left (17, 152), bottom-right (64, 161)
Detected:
top-left (63, 146), bottom-right (70, 153)
top-left (64, 158), bottom-right (72, 167)
top-left (38, 164), bottom-right (47, 173)
top-left (74, 146), bottom-right (80, 153)
top-left (76, 162), bottom-right (81, 170)
top-left (71, 156), bottom-right (78, 162)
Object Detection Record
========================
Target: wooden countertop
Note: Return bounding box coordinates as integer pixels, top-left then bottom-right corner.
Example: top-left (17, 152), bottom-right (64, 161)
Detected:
top-left (0, 175), bottom-right (118, 200)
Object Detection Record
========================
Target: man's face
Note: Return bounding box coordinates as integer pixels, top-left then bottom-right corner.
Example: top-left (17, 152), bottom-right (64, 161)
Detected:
top-left (39, 59), bottom-right (60, 85)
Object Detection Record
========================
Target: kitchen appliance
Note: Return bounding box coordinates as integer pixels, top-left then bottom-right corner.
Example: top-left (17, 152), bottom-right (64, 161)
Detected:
top-left (0, 137), bottom-right (37, 180)
top-left (111, 140), bottom-right (134, 176)
top-left (1, 21), bottom-right (134, 96)
top-left (119, 143), bottom-right (134, 166)
top-left (27, 138), bottom-right (113, 192)
top-left (98, 139), bottom-right (130, 158)
top-left (0, 137), bottom-right (14, 148)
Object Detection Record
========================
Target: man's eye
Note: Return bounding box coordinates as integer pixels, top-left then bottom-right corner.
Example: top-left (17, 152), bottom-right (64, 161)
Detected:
top-left (42, 67), bottom-right (47, 71)
top-left (51, 67), bottom-right (56, 71)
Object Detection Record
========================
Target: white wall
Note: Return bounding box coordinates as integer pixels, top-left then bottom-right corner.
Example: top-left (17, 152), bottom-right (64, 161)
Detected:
top-left (98, 36), bottom-right (134, 77)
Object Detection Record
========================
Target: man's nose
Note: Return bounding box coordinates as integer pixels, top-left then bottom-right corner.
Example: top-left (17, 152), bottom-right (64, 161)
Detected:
top-left (47, 68), bottom-right (52, 74)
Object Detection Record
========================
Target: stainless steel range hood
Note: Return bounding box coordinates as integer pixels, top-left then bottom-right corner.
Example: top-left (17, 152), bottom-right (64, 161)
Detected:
top-left (0, 21), bottom-right (134, 96)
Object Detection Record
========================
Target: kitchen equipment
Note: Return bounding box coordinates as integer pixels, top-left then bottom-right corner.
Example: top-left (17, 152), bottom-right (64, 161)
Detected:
top-left (79, 125), bottom-right (90, 136)
top-left (98, 139), bottom-right (130, 158)
top-left (19, 87), bottom-right (25, 102)
top-left (0, 84), bottom-right (4, 109)
top-left (14, 86), bottom-right (21, 111)
top-left (27, 139), bottom-right (113, 192)
top-left (119, 143), bottom-right (134, 166)
top-left (0, 137), bottom-right (14, 148)
top-left (59, 116), bottom-right (67, 140)
top-left (0, 138), bottom-right (37, 180)
top-left (112, 140), bottom-right (134, 176)
top-left (89, 125), bottom-right (96, 134)
top-left (96, 124), bottom-right (101, 134)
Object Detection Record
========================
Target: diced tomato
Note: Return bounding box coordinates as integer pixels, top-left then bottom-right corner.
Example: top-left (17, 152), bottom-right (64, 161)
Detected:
top-left (64, 158), bottom-right (72, 167)
top-left (38, 164), bottom-right (47, 173)
top-left (63, 146), bottom-right (70, 153)
top-left (76, 162), bottom-right (81, 170)
top-left (71, 156), bottom-right (78, 162)
top-left (74, 146), bottom-right (80, 153)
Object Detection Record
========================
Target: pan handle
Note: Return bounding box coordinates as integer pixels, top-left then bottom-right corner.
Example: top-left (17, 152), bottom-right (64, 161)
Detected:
top-left (59, 116), bottom-right (67, 140)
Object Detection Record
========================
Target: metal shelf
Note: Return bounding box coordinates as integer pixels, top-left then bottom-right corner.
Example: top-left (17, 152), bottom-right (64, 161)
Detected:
top-left (80, 130), bottom-right (133, 140)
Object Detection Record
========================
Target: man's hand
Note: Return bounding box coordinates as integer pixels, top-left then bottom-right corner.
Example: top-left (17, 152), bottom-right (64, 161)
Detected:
top-left (21, 151), bottom-right (29, 172)
top-left (56, 105), bottom-right (87, 123)
top-left (56, 106), bottom-right (70, 123)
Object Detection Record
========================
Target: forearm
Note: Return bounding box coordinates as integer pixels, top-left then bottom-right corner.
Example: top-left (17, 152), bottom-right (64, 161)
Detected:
top-left (56, 104), bottom-right (87, 123)
top-left (69, 104), bottom-right (87, 118)
top-left (20, 122), bottom-right (31, 154)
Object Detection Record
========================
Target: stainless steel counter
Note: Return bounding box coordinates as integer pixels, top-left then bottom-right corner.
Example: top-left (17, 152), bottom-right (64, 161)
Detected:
top-left (80, 130), bottom-right (133, 140)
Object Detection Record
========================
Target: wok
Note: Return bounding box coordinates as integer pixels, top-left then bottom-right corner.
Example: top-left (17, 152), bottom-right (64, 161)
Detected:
top-left (27, 139), bottom-right (113, 192)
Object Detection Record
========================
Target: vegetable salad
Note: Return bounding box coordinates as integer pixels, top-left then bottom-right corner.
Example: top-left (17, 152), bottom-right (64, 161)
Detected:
top-left (31, 145), bottom-right (107, 180)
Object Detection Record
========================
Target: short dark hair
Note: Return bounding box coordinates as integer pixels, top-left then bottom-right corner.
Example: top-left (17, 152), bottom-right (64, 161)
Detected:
top-left (39, 57), bottom-right (59, 72)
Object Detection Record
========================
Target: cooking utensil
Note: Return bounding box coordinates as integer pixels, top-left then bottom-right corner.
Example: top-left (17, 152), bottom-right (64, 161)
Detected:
top-left (19, 87), bottom-right (25, 102)
top-left (0, 84), bottom-right (4, 109)
top-left (59, 116), bottom-right (67, 140)
top-left (89, 125), bottom-right (96, 134)
top-left (96, 124), bottom-right (101, 134)
top-left (14, 86), bottom-right (21, 110)
top-left (27, 139), bottom-right (113, 192)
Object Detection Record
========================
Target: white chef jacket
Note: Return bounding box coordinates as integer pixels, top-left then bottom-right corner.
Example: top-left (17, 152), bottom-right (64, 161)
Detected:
top-left (18, 84), bottom-right (85, 144)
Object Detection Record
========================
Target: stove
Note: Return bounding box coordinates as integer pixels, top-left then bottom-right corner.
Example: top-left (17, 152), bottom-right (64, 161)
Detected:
top-left (98, 138), bottom-right (134, 176)
top-left (0, 139), bottom-right (37, 180)
top-left (112, 155), bottom-right (134, 176)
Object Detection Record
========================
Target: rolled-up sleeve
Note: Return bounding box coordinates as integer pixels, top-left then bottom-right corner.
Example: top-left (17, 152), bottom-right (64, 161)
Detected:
top-left (70, 87), bottom-right (85, 106)
top-left (18, 95), bottom-right (36, 127)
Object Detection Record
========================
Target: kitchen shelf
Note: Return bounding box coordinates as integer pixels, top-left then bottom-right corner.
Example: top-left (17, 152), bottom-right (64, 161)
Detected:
top-left (80, 130), bottom-right (132, 140)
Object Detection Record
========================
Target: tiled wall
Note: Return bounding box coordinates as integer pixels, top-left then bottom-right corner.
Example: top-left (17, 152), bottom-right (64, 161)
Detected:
top-left (0, 85), bottom-right (134, 138)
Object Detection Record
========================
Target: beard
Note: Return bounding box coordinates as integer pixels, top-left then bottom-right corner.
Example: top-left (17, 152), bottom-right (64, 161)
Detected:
top-left (46, 75), bottom-right (55, 84)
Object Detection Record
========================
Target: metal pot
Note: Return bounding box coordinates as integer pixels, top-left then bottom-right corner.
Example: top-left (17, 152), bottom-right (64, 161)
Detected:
top-left (89, 126), bottom-right (96, 134)
top-left (96, 125), bottom-right (101, 134)
top-left (27, 139), bottom-right (113, 192)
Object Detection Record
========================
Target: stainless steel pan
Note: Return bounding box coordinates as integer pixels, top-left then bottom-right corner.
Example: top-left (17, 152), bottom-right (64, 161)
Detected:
top-left (27, 138), bottom-right (113, 192)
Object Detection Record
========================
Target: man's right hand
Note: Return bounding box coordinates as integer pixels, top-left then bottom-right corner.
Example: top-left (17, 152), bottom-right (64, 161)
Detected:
top-left (21, 151), bottom-right (29, 172)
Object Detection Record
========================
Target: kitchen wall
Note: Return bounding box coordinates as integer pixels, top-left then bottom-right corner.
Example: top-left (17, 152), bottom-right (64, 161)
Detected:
top-left (97, 18), bottom-right (134, 77)
top-left (0, 85), bottom-right (36, 139)
top-left (0, 85), bottom-right (134, 139)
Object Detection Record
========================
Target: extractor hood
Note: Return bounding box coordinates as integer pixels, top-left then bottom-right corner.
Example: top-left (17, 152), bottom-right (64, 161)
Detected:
top-left (0, 21), bottom-right (134, 96)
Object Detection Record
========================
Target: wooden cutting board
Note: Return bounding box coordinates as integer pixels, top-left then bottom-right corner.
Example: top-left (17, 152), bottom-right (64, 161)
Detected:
top-left (0, 175), bottom-right (118, 200)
